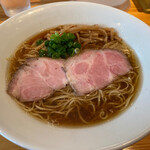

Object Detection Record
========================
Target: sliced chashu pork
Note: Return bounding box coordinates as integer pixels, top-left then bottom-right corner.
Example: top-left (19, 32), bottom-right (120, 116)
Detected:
top-left (65, 49), bottom-right (132, 96)
top-left (8, 49), bottom-right (132, 101)
top-left (7, 58), bottom-right (68, 102)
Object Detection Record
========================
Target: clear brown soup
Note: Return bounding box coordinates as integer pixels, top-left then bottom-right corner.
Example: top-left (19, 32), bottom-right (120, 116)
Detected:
top-left (8, 25), bottom-right (142, 127)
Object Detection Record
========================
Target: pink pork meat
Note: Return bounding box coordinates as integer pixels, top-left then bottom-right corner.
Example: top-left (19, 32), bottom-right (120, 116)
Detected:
top-left (65, 49), bottom-right (132, 96)
top-left (7, 58), bottom-right (68, 102)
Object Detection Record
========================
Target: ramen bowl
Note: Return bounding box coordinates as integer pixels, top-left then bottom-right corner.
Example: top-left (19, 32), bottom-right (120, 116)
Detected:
top-left (0, 2), bottom-right (150, 150)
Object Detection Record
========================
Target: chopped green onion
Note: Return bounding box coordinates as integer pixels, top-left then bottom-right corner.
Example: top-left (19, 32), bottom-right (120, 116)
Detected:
top-left (73, 42), bottom-right (81, 49)
top-left (36, 39), bottom-right (44, 46)
top-left (74, 48), bottom-right (80, 54)
top-left (38, 32), bottom-right (81, 59)
top-left (52, 43), bottom-right (58, 49)
top-left (52, 53), bottom-right (60, 59)
top-left (67, 33), bottom-right (76, 41)
top-left (45, 40), bottom-right (49, 47)
top-left (68, 41), bottom-right (73, 48)
top-left (47, 47), bottom-right (54, 57)
top-left (39, 49), bottom-right (46, 57)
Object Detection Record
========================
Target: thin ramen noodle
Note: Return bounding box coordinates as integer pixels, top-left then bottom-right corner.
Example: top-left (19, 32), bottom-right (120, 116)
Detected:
top-left (8, 24), bottom-right (140, 127)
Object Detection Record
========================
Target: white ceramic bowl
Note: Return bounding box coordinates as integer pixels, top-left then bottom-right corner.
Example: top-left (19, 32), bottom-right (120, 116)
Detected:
top-left (0, 2), bottom-right (150, 150)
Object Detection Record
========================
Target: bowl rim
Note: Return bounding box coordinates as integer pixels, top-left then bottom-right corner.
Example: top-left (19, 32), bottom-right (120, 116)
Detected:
top-left (0, 1), bottom-right (149, 28)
